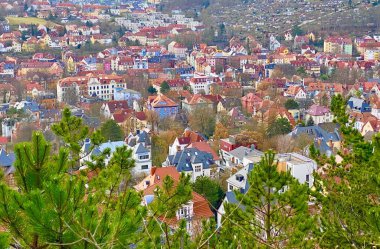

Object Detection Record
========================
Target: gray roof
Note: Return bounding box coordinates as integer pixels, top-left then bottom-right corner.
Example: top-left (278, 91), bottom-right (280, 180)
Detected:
top-left (348, 97), bottom-right (364, 108)
top-left (229, 146), bottom-right (263, 161)
top-left (290, 125), bottom-right (340, 155)
top-left (127, 130), bottom-right (151, 146)
top-left (134, 143), bottom-right (149, 154)
top-left (166, 148), bottom-right (214, 172)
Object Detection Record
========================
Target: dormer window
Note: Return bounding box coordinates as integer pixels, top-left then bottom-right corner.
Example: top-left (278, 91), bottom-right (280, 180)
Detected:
top-left (235, 174), bottom-right (244, 182)
top-left (194, 165), bottom-right (202, 172)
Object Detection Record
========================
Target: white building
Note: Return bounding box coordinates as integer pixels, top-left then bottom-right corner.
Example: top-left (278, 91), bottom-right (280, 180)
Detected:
top-left (57, 74), bottom-right (127, 103)
top-left (189, 73), bottom-right (220, 94)
top-left (305, 105), bottom-right (334, 125)
top-left (217, 152), bottom-right (317, 227)
top-left (81, 133), bottom-right (152, 175)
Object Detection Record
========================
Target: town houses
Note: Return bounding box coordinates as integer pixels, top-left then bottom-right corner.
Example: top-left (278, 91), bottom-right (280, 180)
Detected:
top-left (1, 0), bottom-right (380, 244)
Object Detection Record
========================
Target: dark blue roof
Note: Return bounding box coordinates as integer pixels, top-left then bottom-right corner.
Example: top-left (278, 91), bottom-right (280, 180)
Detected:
top-left (167, 148), bottom-right (214, 172)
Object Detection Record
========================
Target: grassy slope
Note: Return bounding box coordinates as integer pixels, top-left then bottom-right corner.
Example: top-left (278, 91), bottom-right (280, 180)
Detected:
top-left (6, 17), bottom-right (59, 27)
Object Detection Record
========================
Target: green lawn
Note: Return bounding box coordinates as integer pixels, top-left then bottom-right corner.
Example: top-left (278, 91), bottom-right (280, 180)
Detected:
top-left (6, 17), bottom-right (59, 27)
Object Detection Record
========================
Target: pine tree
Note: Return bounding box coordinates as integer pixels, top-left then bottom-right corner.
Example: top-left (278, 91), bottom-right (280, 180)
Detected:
top-left (219, 151), bottom-right (315, 248)
top-left (267, 118), bottom-right (292, 137)
top-left (306, 117), bottom-right (314, 126)
top-left (312, 94), bottom-right (380, 247)
top-left (160, 81), bottom-right (171, 94)
top-left (100, 119), bottom-right (124, 141)
top-left (0, 132), bottom-right (85, 248)
top-left (51, 108), bottom-right (103, 169)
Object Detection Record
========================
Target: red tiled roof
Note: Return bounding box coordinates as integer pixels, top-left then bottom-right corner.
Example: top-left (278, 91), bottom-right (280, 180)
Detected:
top-left (148, 94), bottom-right (178, 108)
top-left (187, 141), bottom-right (220, 161)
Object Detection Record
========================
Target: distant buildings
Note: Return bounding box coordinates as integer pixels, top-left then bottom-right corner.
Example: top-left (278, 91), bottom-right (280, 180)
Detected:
top-left (324, 37), bottom-right (353, 55)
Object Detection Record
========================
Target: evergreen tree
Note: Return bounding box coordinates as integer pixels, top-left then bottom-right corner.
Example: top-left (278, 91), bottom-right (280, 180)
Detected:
top-left (51, 108), bottom-right (103, 169)
top-left (160, 81), bottom-right (171, 94)
top-left (192, 176), bottom-right (224, 209)
top-left (267, 118), bottom-right (292, 137)
top-left (100, 119), bottom-right (124, 141)
top-left (312, 94), bottom-right (380, 247)
top-left (0, 132), bottom-right (86, 248)
top-left (219, 151), bottom-right (315, 248)
top-left (284, 99), bottom-right (299, 110)
top-left (0, 131), bottom-right (195, 248)
top-left (147, 85), bottom-right (158, 94)
top-left (306, 117), bottom-right (314, 126)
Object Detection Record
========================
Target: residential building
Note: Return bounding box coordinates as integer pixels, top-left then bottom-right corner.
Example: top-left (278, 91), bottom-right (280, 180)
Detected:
top-left (347, 97), bottom-right (371, 113)
top-left (218, 153), bottom-right (316, 227)
top-left (305, 105), bottom-right (334, 125)
top-left (135, 167), bottom-right (213, 236)
top-left (57, 74), bottom-right (127, 103)
top-left (81, 134), bottom-right (152, 175)
top-left (324, 37), bottom-right (353, 55)
top-left (145, 94), bottom-right (178, 119)
top-left (0, 148), bottom-right (15, 176)
top-left (289, 125), bottom-right (341, 156)
top-left (163, 147), bottom-right (216, 182)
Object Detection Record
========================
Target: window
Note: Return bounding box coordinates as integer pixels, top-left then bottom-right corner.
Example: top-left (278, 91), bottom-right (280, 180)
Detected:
top-left (306, 174), bottom-right (310, 183)
top-left (141, 165), bottom-right (149, 170)
top-left (194, 165), bottom-right (201, 172)
top-left (229, 185), bottom-right (234, 191)
top-left (139, 155), bottom-right (149, 160)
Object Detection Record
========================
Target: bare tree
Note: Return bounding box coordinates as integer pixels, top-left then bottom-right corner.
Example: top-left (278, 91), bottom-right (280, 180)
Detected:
top-left (145, 110), bottom-right (159, 132)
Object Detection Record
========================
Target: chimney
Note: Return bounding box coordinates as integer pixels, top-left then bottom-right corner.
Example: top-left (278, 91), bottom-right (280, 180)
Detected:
top-left (250, 144), bottom-right (255, 151)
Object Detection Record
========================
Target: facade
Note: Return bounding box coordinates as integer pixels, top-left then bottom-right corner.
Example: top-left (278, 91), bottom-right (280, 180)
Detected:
top-left (113, 88), bottom-right (142, 106)
top-left (57, 74), bottom-right (127, 103)
top-left (189, 73), bottom-right (220, 94)
top-left (146, 94), bottom-right (179, 119)
top-left (324, 37), bottom-right (353, 55)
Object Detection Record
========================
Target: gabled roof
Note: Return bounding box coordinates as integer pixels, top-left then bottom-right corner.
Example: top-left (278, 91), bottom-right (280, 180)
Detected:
top-left (167, 148), bottom-right (214, 172)
top-left (307, 104), bottom-right (330, 116)
top-left (148, 94), bottom-right (178, 108)
top-left (140, 169), bottom-right (214, 221)
top-left (133, 143), bottom-right (149, 154)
